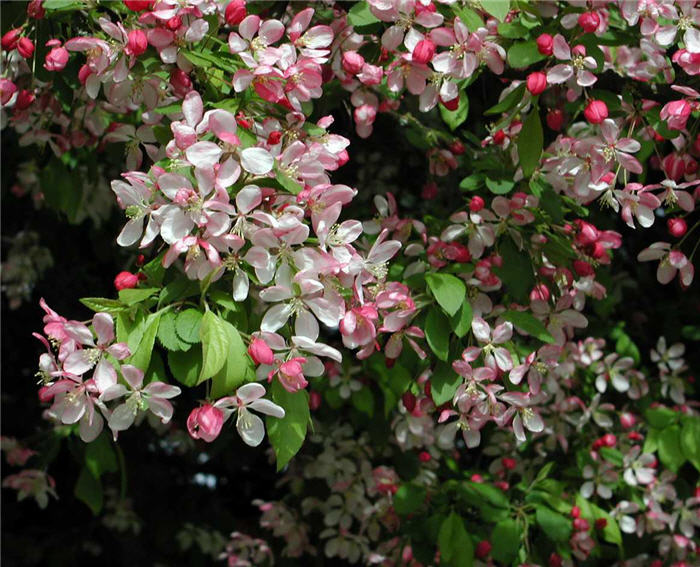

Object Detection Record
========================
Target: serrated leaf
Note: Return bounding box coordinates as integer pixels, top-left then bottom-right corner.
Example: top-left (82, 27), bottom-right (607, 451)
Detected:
top-left (275, 170), bottom-right (304, 195)
top-left (518, 108), bottom-right (543, 176)
top-left (347, 1), bottom-right (380, 28)
top-left (80, 297), bottom-right (126, 313)
top-left (425, 310), bottom-right (450, 361)
top-left (681, 417), bottom-right (700, 471)
top-left (644, 407), bottom-right (677, 429)
top-left (454, 6), bottom-right (483, 32)
top-left (266, 381), bottom-right (309, 470)
top-left (501, 310), bottom-right (554, 343)
top-left (351, 387), bottom-right (374, 417)
top-left (175, 309), bottom-right (203, 344)
top-left (84, 433), bottom-right (118, 480)
top-left (658, 425), bottom-right (685, 472)
top-left (431, 362), bottom-right (461, 405)
top-left (485, 83), bottom-right (526, 115)
top-left (198, 311), bottom-right (230, 383)
top-left (210, 321), bottom-right (254, 398)
top-left (425, 273), bottom-right (466, 317)
top-left (157, 310), bottom-right (191, 352)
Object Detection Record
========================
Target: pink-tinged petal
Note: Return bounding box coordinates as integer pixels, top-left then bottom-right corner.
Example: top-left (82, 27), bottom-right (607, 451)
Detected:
top-left (239, 15), bottom-right (261, 40)
top-left (635, 205), bottom-right (656, 228)
top-left (182, 91), bottom-right (203, 127)
top-left (159, 173), bottom-right (192, 198)
top-left (65, 322), bottom-right (95, 346)
top-left (185, 141), bottom-right (222, 169)
top-left (248, 398), bottom-right (285, 418)
top-left (523, 411), bottom-right (544, 432)
top-left (471, 317), bottom-right (491, 342)
top-left (617, 152), bottom-right (643, 174)
top-left (462, 346), bottom-right (481, 362)
top-left (512, 414), bottom-right (526, 442)
top-left (509, 365), bottom-right (527, 385)
top-left (92, 312), bottom-right (115, 345)
top-left (93, 359), bottom-right (117, 393)
top-left (236, 408), bottom-right (265, 446)
top-left (120, 364), bottom-right (144, 390)
top-left (261, 303), bottom-right (293, 332)
top-left (494, 347), bottom-right (513, 371)
top-left (59, 395), bottom-right (87, 424)
top-left (108, 403), bottom-right (137, 432)
top-left (64, 350), bottom-right (95, 375)
top-left (143, 382), bottom-right (181, 399)
top-left (473, 367), bottom-right (496, 381)
top-left (616, 138), bottom-right (641, 153)
top-left (552, 34), bottom-right (571, 60)
top-left (232, 69), bottom-right (254, 92)
top-left (600, 119), bottom-right (618, 144)
top-left (657, 263), bottom-right (677, 284)
top-left (107, 342), bottom-right (131, 360)
top-left (259, 19), bottom-right (285, 45)
top-left (101, 384), bottom-right (128, 402)
top-left (492, 322), bottom-right (513, 344)
top-left (147, 397), bottom-right (174, 423)
top-left (236, 184), bottom-right (262, 213)
top-left (303, 25), bottom-right (333, 49)
top-left (680, 263), bottom-right (694, 287)
top-left (79, 410), bottom-right (103, 442)
top-left (576, 69), bottom-right (597, 87)
top-left (240, 147), bottom-right (274, 175)
top-left (381, 25), bottom-right (404, 50)
top-left (547, 64), bottom-right (573, 84)
top-left (160, 209), bottom-right (193, 244)
top-left (655, 25), bottom-right (677, 46)
top-left (677, 191), bottom-right (695, 212)
top-left (117, 218), bottom-right (145, 247)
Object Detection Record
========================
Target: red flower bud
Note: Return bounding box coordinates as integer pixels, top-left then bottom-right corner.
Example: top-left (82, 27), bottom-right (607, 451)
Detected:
top-left (170, 69), bottom-right (192, 98)
top-left (475, 541), bottom-right (492, 559)
top-left (578, 11), bottom-right (601, 33)
top-left (14, 89), bottom-right (35, 111)
top-left (421, 181), bottom-right (438, 199)
top-left (546, 108), bottom-right (565, 131)
top-left (126, 29), bottom-right (148, 57)
top-left (502, 457), bottom-right (516, 470)
top-left (440, 95), bottom-right (459, 111)
top-left (620, 412), bottom-right (636, 429)
top-left (342, 51), bottom-right (365, 75)
top-left (1, 29), bottom-right (22, 51)
top-left (571, 506), bottom-right (581, 518)
top-left (573, 259), bottom-right (595, 277)
top-left (27, 0), bottom-right (45, 19)
top-left (530, 284), bottom-right (550, 302)
top-left (114, 271), bottom-right (139, 291)
top-left (418, 451), bottom-right (431, 462)
top-left (573, 518), bottom-right (590, 531)
top-left (17, 37), bottom-right (35, 59)
top-left (309, 390), bottom-right (322, 411)
top-left (248, 338), bottom-right (275, 365)
top-left (575, 220), bottom-right (599, 245)
top-left (492, 129), bottom-right (506, 145)
top-left (267, 130), bottom-right (282, 145)
top-left (187, 405), bottom-right (224, 443)
top-left (124, 0), bottom-right (152, 11)
top-left (402, 391), bottom-right (416, 412)
top-left (412, 39), bottom-right (436, 64)
top-left (602, 433), bottom-right (617, 447)
top-left (449, 139), bottom-right (465, 155)
top-left (549, 553), bottom-right (563, 567)
top-left (595, 518), bottom-right (608, 530)
top-left (225, 0), bottom-right (247, 26)
top-left (469, 196), bottom-right (485, 212)
top-left (584, 99), bottom-right (608, 124)
top-left (44, 46), bottom-right (69, 71)
top-left (526, 71), bottom-right (547, 95)
top-left (136, 254), bottom-right (146, 266)
top-left (166, 16), bottom-right (182, 31)
top-left (668, 217), bottom-right (688, 238)
top-left (536, 33), bottom-right (554, 56)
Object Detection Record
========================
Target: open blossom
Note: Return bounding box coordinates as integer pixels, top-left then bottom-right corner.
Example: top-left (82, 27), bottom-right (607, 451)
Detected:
top-left (463, 317), bottom-right (513, 372)
top-left (547, 35), bottom-right (597, 87)
top-left (638, 242), bottom-right (695, 287)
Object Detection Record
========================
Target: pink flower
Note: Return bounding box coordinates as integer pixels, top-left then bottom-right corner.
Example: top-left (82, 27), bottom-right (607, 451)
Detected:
top-left (660, 99), bottom-right (692, 130)
top-left (547, 35), bottom-right (597, 87)
top-left (187, 404), bottom-right (225, 443)
top-left (412, 39), bottom-right (435, 64)
top-left (584, 100), bottom-right (608, 124)
top-left (249, 337), bottom-right (275, 365)
top-left (125, 29), bottom-right (148, 56)
top-left (526, 71), bottom-right (547, 95)
top-left (342, 51), bottom-right (365, 75)
top-left (464, 317), bottom-right (513, 372)
top-left (225, 0), bottom-right (246, 27)
top-left (275, 357), bottom-right (308, 392)
top-left (44, 42), bottom-right (69, 71)
top-left (638, 242), bottom-right (695, 287)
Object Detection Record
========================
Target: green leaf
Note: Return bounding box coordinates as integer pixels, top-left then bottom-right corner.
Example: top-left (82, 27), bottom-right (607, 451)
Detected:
top-left (439, 92), bottom-right (469, 131)
top-left (425, 310), bottom-right (450, 362)
top-left (681, 417), bottom-right (700, 471)
top-left (210, 320), bottom-right (255, 398)
top-left (198, 311), bottom-right (230, 383)
top-left (127, 313), bottom-right (161, 371)
top-left (266, 381), bottom-right (310, 470)
top-left (536, 506), bottom-right (572, 543)
top-left (351, 387), bottom-right (375, 417)
top-left (275, 170), bottom-right (304, 195)
top-left (168, 347), bottom-right (202, 387)
top-left (74, 466), bottom-right (102, 515)
top-left (438, 512), bottom-right (474, 567)
top-left (460, 481), bottom-right (509, 509)
top-left (507, 41), bottom-right (547, 69)
top-left (575, 495), bottom-right (621, 546)
top-left (157, 310), bottom-right (191, 352)
top-left (490, 518), bottom-right (520, 564)
top-left (518, 108), bottom-right (543, 176)
top-left (485, 84), bottom-right (525, 115)
top-left (394, 484), bottom-right (426, 515)
top-left (459, 174), bottom-right (484, 191)
top-left (450, 300), bottom-right (473, 338)
top-left (431, 362), bottom-right (461, 406)
top-left (493, 237), bottom-right (534, 304)
top-left (84, 433), bottom-right (118, 479)
top-left (175, 309), bottom-right (203, 344)
top-left (425, 273), bottom-right (466, 317)
top-left (43, 0), bottom-right (84, 12)
top-left (485, 178), bottom-right (515, 195)
top-left (501, 310), bottom-right (554, 343)
top-left (644, 407), bottom-right (677, 429)
top-left (454, 6), bottom-right (483, 32)
top-left (658, 425), bottom-right (686, 472)
top-left (347, 2), bottom-right (380, 29)
top-left (118, 287), bottom-right (159, 306)
top-left (599, 447), bottom-right (624, 467)
top-left (481, 0), bottom-right (510, 21)
top-left (80, 297), bottom-right (126, 314)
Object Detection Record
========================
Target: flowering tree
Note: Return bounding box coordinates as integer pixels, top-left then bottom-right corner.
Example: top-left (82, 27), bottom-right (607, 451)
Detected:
top-left (2, 0), bottom-right (700, 565)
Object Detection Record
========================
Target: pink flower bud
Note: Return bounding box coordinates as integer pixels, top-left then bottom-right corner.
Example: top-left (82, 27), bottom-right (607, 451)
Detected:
top-left (536, 33), bottom-right (553, 55)
top-left (78, 64), bottom-right (92, 85)
top-left (418, 451), bottom-right (431, 462)
top-left (578, 11), bottom-right (600, 33)
top-left (440, 94), bottom-right (459, 111)
top-left (573, 518), bottom-right (590, 531)
top-left (660, 99), bottom-right (691, 131)
top-left (166, 16), bottom-right (182, 31)
top-left (583, 99), bottom-right (608, 124)
top-left (248, 338), bottom-right (275, 365)
top-left (571, 506), bottom-right (581, 518)
top-left (573, 259), bottom-right (595, 277)
top-left (475, 541), bottom-right (492, 559)
top-left (124, 0), bottom-right (152, 11)
top-left (341, 50), bottom-right (365, 75)
top-left (126, 29), bottom-right (148, 57)
top-left (530, 284), bottom-right (550, 301)
top-left (526, 71), bottom-right (547, 95)
top-left (114, 271), bottom-right (139, 291)
top-left (668, 217), bottom-right (688, 238)
top-left (401, 391), bottom-right (416, 412)
top-left (549, 553), bottom-right (563, 567)
top-left (309, 390), bottom-right (321, 410)
top-left (44, 46), bottom-right (69, 71)
top-left (546, 108), bottom-right (564, 131)
top-left (572, 44), bottom-right (587, 57)
top-left (15, 89), bottom-right (35, 111)
top-left (0, 79), bottom-right (17, 105)
top-left (602, 433), bottom-right (617, 447)
top-left (620, 412), bottom-right (636, 428)
top-left (357, 62), bottom-right (383, 86)
top-left (277, 358), bottom-right (308, 392)
top-left (225, 0), bottom-right (246, 26)
top-left (412, 38), bottom-right (436, 64)
top-left (170, 69), bottom-right (192, 98)
top-left (17, 37), bottom-right (35, 59)
top-left (187, 405), bottom-right (224, 443)
top-left (469, 195), bottom-right (485, 212)
top-left (662, 152), bottom-right (686, 181)
top-left (502, 457), bottom-right (516, 470)
top-left (1, 29), bottom-right (22, 51)
top-left (575, 220), bottom-right (599, 245)
top-left (421, 181), bottom-right (438, 199)
top-left (449, 139), bottom-right (465, 155)
top-left (27, 0), bottom-right (45, 19)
